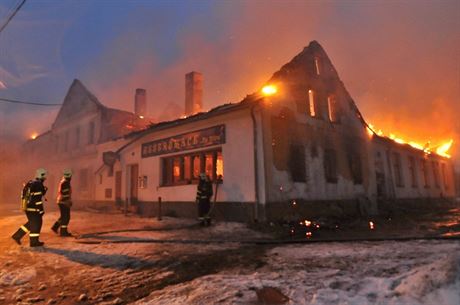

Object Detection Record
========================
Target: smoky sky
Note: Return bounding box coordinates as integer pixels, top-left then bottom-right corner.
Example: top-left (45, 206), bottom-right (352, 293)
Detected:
top-left (0, 0), bottom-right (459, 162)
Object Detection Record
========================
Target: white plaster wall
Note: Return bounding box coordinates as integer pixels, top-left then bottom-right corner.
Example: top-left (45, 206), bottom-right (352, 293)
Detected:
top-left (118, 109), bottom-right (256, 203)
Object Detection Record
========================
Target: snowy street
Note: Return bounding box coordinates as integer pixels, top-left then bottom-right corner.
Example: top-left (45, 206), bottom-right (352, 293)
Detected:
top-left (1, 206), bottom-right (459, 305)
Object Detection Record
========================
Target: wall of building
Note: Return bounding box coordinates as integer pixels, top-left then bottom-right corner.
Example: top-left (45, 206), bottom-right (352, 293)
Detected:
top-left (107, 108), bottom-right (257, 215)
top-left (372, 138), bottom-right (456, 200)
top-left (260, 41), bottom-right (374, 210)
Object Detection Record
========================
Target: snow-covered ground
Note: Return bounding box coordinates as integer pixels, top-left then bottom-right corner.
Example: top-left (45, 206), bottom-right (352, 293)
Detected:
top-left (1, 207), bottom-right (459, 305)
top-left (133, 240), bottom-right (460, 305)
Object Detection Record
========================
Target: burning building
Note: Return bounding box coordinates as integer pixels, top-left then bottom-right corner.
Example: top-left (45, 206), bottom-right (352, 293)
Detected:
top-left (16, 41), bottom-right (456, 221)
top-left (22, 79), bottom-right (149, 204)
top-left (92, 41), bottom-right (456, 221)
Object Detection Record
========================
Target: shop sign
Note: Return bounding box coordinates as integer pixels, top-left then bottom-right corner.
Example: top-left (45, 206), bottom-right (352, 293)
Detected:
top-left (141, 125), bottom-right (225, 158)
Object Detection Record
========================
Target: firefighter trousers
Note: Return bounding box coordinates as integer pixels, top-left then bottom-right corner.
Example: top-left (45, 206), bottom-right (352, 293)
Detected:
top-left (52, 203), bottom-right (71, 234)
top-left (14, 211), bottom-right (43, 240)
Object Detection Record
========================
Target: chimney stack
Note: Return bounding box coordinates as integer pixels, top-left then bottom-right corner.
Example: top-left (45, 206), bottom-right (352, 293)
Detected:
top-left (134, 88), bottom-right (147, 117)
top-left (185, 71), bottom-right (203, 116)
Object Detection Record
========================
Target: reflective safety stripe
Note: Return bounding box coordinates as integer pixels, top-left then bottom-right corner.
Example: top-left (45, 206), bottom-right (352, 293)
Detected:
top-left (31, 192), bottom-right (42, 195)
top-left (200, 196), bottom-right (208, 199)
top-left (61, 225), bottom-right (67, 228)
top-left (29, 233), bottom-right (40, 237)
top-left (26, 208), bottom-right (39, 212)
top-left (62, 188), bottom-right (70, 192)
top-left (35, 201), bottom-right (43, 205)
top-left (20, 225), bottom-right (29, 233)
top-left (61, 195), bottom-right (70, 198)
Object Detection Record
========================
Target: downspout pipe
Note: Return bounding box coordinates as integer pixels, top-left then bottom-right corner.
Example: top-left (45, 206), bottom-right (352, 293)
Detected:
top-left (251, 104), bottom-right (260, 222)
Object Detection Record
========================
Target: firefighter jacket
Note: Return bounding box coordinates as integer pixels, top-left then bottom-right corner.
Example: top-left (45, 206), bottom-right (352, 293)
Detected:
top-left (26, 179), bottom-right (47, 214)
top-left (57, 178), bottom-right (72, 204)
top-left (196, 180), bottom-right (213, 201)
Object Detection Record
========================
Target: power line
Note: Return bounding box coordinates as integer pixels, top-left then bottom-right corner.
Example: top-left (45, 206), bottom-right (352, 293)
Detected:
top-left (0, 0), bottom-right (26, 36)
top-left (0, 97), bottom-right (61, 106)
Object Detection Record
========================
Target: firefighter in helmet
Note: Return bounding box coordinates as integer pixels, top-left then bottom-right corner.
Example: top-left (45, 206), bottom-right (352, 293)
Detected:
top-left (51, 169), bottom-right (73, 236)
top-left (12, 168), bottom-right (48, 247)
top-left (196, 173), bottom-right (213, 226)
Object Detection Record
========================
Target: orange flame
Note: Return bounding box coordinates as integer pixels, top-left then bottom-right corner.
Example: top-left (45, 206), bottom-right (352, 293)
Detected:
top-left (436, 139), bottom-right (454, 158)
top-left (261, 85), bottom-right (277, 96)
top-left (367, 123), bottom-right (453, 158)
top-left (30, 133), bottom-right (38, 140)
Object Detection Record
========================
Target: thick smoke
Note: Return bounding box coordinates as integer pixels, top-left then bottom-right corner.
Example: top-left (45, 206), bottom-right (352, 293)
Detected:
top-left (0, 1), bottom-right (459, 165)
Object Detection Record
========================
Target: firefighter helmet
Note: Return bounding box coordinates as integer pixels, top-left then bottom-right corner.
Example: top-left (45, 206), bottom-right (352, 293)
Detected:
top-left (199, 173), bottom-right (206, 179)
top-left (35, 168), bottom-right (47, 180)
top-left (63, 169), bottom-right (72, 178)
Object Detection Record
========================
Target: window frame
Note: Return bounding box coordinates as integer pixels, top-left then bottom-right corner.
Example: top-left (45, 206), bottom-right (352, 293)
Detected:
top-left (161, 148), bottom-right (223, 187)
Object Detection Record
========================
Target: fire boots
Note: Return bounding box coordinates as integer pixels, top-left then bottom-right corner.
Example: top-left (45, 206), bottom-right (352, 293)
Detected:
top-left (11, 226), bottom-right (28, 245)
top-left (59, 226), bottom-right (72, 237)
top-left (51, 221), bottom-right (60, 234)
top-left (30, 236), bottom-right (44, 247)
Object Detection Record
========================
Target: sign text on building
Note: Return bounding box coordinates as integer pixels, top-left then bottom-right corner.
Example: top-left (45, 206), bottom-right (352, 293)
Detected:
top-left (141, 125), bottom-right (225, 158)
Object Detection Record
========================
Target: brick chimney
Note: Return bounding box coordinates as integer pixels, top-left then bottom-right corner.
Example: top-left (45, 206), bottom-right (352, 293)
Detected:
top-left (185, 72), bottom-right (203, 116)
top-left (134, 88), bottom-right (146, 117)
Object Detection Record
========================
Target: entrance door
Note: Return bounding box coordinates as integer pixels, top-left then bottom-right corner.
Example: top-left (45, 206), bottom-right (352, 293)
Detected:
top-left (127, 164), bottom-right (139, 205)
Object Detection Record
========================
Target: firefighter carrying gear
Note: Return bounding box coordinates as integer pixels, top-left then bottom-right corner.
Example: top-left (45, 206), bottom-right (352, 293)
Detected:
top-left (51, 173), bottom-right (73, 237)
top-left (196, 174), bottom-right (213, 226)
top-left (12, 174), bottom-right (47, 247)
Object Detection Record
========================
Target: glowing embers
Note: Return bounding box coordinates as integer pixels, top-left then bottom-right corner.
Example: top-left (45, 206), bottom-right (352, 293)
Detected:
top-left (369, 221), bottom-right (375, 230)
top-left (30, 132), bottom-right (38, 140)
top-left (261, 85), bottom-right (277, 96)
top-left (366, 123), bottom-right (453, 158)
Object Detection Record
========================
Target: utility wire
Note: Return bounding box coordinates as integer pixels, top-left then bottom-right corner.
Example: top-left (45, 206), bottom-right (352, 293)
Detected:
top-left (0, 0), bottom-right (26, 36)
top-left (0, 97), bottom-right (61, 106)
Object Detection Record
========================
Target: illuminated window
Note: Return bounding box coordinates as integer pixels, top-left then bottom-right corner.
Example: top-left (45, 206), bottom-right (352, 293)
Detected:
top-left (216, 151), bottom-right (223, 178)
top-left (327, 95), bottom-right (338, 122)
top-left (314, 57), bottom-right (321, 75)
top-left (205, 153), bottom-right (214, 177)
top-left (408, 156), bottom-right (418, 188)
top-left (161, 149), bottom-right (223, 186)
top-left (308, 90), bottom-right (316, 117)
top-left (192, 155), bottom-right (201, 179)
top-left (173, 157), bottom-right (181, 183)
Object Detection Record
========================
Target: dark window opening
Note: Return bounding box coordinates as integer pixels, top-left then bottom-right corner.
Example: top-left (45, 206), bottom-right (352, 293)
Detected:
top-left (324, 148), bottom-right (337, 183)
top-left (88, 121), bottom-right (95, 145)
top-left (432, 161), bottom-right (440, 188)
top-left (408, 156), bottom-right (418, 188)
top-left (441, 163), bottom-right (449, 190)
top-left (348, 153), bottom-right (363, 185)
top-left (421, 159), bottom-right (430, 188)
top-left (392, 152), bottom-right (404, 187)
top-left (289, 144), bottom-right (306, 183)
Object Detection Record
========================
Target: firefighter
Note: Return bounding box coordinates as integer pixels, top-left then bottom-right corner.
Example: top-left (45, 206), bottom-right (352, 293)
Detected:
top-left (11, 168), bottom-right (48, 247)
top-left (51, 169), bottom-right (73, 237)
top-left (196, 173), bottom-right (213, 226)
